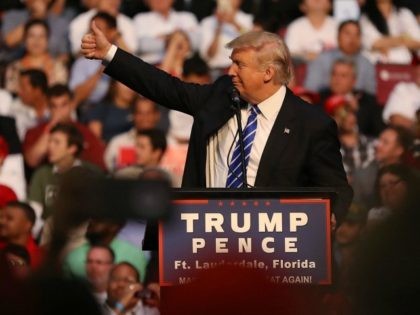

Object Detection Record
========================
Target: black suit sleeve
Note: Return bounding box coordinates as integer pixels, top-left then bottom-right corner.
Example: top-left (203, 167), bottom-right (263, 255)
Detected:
top-left (104, 48), bottom-right (213, 117)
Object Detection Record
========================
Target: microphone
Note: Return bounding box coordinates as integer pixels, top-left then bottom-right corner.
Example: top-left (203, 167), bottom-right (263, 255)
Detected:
top-left (231, 87), bottom-right (241, 107)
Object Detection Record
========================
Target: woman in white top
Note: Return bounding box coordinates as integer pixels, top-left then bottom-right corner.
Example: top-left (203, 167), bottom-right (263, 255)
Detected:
top-left (360, 0), bottom-right (420, 64)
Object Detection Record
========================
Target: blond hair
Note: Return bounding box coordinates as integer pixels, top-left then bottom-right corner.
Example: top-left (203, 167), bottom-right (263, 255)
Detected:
top-left (226, 31), bottom-right (292, 85)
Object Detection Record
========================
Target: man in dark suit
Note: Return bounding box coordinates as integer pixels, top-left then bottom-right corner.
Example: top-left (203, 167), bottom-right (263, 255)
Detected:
top-left (81, 22), bottom-right (352, 224)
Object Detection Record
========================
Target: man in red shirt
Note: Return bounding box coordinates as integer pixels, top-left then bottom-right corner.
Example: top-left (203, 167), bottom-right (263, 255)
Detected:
top-left (23, 84), bottom-right (106, 170)
top-left (0, 201), bottom-right (43, 268)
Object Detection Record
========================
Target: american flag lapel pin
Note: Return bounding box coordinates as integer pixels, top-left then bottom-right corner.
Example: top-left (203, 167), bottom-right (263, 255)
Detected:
top-left (284, 127), bottom-right (290, 134)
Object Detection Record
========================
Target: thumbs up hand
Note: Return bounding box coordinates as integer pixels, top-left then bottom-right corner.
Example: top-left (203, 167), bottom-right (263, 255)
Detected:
top-left (81, 21), bottom-right (112, 60)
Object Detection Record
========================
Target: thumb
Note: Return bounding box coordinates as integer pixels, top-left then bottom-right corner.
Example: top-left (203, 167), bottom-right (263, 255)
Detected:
top-left (91, 20), bottom-right (103, 36)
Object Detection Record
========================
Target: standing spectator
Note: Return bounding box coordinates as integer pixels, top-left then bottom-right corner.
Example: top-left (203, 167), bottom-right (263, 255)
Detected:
top-left (360, 0), bottom-right (420, 64)
top-left (69, 0), bottom-right (136, 55)
top-left (23, 84), bottom-right (106, 170)
top-left (86, 245), bottom-right (115, 304)
top-left (305, 20), bottom-right (376, 94)
top-left (8, 69), bottom-right (50, 140)
top-left (69, 12), bottom-right (120, 113)
top-left (1, 0), bottom-right (70, 62)
top-left (320, 59), bottom-right (384, 137)
top-left (102, 262), bottom-right (159, 315)
top-left (382, 63), bottom-right (420, 132)
top-left (85, 80), bottom-right (137, 143)
top-left (104, 97), bottom-right (161, 173)
top-left (285, 0), bottom-right (337, 62)
top-left (199, 0), bottom-right (253, 77)
top-left (0, 201), bottom-right (43, 268)
top-left (4, 19), bottom-right (68, 95)
top-left (133, 0), bottom-right (198, 64)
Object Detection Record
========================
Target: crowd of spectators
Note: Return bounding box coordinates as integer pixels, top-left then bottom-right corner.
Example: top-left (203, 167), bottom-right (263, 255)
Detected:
top-left (0, 0), bottom-right (419, 314)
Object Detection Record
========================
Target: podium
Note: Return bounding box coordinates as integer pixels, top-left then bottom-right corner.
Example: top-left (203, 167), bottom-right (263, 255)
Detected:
top-left (158, 188), bottom-right (336, 286)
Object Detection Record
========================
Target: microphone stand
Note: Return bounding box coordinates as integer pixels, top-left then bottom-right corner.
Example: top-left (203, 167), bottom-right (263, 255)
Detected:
top-left (231, 88), bottom-right (248, 189)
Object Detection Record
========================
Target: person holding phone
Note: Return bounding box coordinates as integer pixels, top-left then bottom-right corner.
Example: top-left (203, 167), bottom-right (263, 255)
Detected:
top-left (199, 0), bottom-right (253, 78)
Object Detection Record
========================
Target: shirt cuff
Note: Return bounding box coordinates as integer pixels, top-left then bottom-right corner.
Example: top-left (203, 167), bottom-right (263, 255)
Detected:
top-left (102, 44), bottom-right (118, 66)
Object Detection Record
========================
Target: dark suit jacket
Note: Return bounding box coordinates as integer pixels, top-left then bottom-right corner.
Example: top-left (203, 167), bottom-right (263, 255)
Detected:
top-left (105, 48), bottom-right (353, 223)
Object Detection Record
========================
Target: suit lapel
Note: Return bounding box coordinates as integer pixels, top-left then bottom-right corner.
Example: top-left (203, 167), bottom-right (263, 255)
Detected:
top-left (255, 88), bottom-right (298, 186)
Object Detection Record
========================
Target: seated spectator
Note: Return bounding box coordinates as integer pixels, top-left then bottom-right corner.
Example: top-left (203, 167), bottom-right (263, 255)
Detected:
top-left (285, 0), bottom-right (337, 62)
top-left (64, 219), bottom-right (148, 283)
top-left (320, 59), bottom-right (385, 137)
top-left (305, 20), bottom-right (376, 94)
top-left (324, 95), bottom-right (376, 182)
top-left (69, 0), bottom-right (136, 56)
top-left (69, 12), bottom-right (119, 114)
top-left (103, 262), bottom-right (160, 315)
top-left (133, 0), bottom-right (198, 65)
top-left (7, 69), bottom-right (50, 141)
top-left (4, 19), bottom-right (68, 95)
top-left (86, 245), bottom-right (115, 304)
top-left (1, 0), bottom-right (70, 63)
top-left (360, 0), bottom-right (420, 64)
top-left (23, 84), bottom-right (106, 170)
top-left (351, 125), bottom-right (414, 209)
top-left (199, 0), bottom-right (253, 77)
top-left (159, 30), bottom-right (192, 77)
top-left (382, 63), bottom-right (420, 132)
top-left (114, 129), bottom-right (168, 180)
top-left (105, 97), bottom-right (161, 173)
top-left (86, 80), bottom-right (136, 143)
top-left (367, 163), bottom-right (419, 225)
top-left (28, 123), bottom-right (102, 234)
top-left (0, 201), bottom-right (43, 268)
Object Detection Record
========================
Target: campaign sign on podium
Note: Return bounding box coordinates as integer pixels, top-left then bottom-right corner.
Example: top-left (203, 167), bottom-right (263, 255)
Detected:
top-left (159, 189), bottom-right (333, 286)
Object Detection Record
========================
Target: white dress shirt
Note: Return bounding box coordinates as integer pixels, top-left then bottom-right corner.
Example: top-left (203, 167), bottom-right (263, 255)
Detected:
top-left (206, 86), bottom-right (286, 188)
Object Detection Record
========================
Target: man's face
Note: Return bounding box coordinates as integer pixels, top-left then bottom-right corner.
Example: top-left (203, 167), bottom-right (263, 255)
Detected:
top-left (18, 76), bottom-right (38, 106)
top-left (47, 131), bottom-right (75, 164)
top-left (136, 135), bottom-right (160, 167)
top-left (330, 63), bottom-right (356, 95)
top-left (49, 94), bottom-right (73, 122)
top-left (379, 172), bottom-right (407, 210)
top-left (301, 0), bottom-right (331, 13)
top-left (0, 206), bottom-right (31, 240)
top-left (107, 264), bottom-right (142, 303)
top-left (98, 0), bottom-right (121, 16)
top-left (338, 23), bottom-right (361, 55)
top-left (375, 129), bottom-right (403, 164)
top-left (228, 48), bottom-right (266, 104)
top-left (86, 247), bottom-right (114, 290)
top-left (133, 100), bottom-right (159, 131)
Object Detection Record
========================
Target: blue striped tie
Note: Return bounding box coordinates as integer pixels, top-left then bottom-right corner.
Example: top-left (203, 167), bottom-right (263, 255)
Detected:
top-left (226, 105), bottom-right (260, 188)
